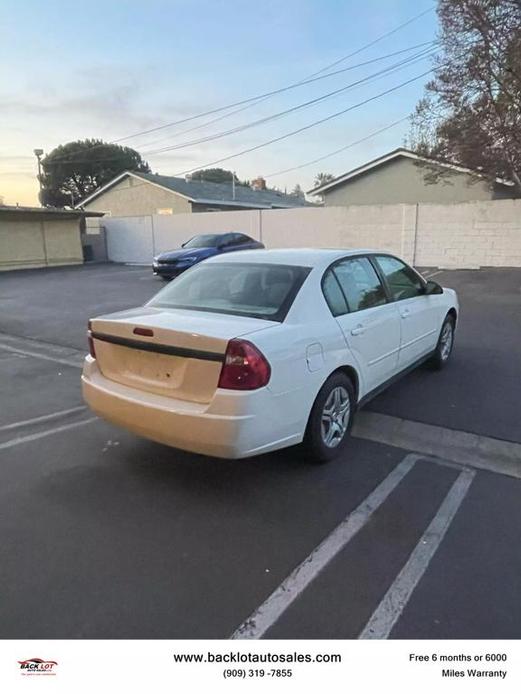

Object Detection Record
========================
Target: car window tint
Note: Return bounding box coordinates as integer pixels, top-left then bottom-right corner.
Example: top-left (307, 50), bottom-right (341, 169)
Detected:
top-left (183, 234), bottom-right (223, 248)
top-left (333, 257), bottom-right (386, 312)
top-left (232, 233), bottom-right (251, 245)
top-left (148, 262), bottom-right (310, 321)
top-left (322, 269), bottom-right (348, 316)
top-left (219, 233), bottom-right (235, 247)
top-left (375, 255), bottom-right (424, 301)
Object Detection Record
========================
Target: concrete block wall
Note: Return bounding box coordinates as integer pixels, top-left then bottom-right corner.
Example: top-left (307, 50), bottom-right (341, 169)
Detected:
top-left (103, 199), bottom-right (521, 268)
top-left (415, 200), bottom-right (521, 268)
top-left (152, 209), bottom-right (261, 254)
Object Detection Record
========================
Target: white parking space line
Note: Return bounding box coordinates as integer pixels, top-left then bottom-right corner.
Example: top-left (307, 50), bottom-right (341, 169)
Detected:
top-left (0, 417), bottom-right (97, 451)
top-left (423, 269), bottom-right (445, 279)
top-left (359, 468), bottom-right (475, 639)
top-left (231, 454), bottom-right (420, 639)
top-left (0, 343), bottom-right (83, 369)
top-left (0, 406), bottom-right (87, 432)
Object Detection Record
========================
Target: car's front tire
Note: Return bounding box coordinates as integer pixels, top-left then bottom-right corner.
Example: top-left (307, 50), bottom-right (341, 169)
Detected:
top-left (430, 314), bottom-right (455, 370)
top-left (303, 372), bottom-right (355, 464)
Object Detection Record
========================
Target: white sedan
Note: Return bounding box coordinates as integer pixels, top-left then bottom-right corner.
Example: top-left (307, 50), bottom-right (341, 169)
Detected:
top-left (82, 249), bottom-right (458, 462)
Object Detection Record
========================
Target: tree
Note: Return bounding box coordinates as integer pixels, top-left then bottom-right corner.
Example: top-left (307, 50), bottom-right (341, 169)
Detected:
top-left (313, 172), bottom-right (335, 187)
top-left (409, 0), bottom-right (521, 192)
top-left (40, 139), bottom-right (150, 207)
top-left (190, 168), bottom-right (247, 185)
top-left (291, 183), bottom-right (305, 198)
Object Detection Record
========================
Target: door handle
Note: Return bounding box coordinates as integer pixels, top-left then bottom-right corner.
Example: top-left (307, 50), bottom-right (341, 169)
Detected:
top-left (400, 309), bottom-right (411, 319)
top-left (351, 325), bottom-right (365, 336)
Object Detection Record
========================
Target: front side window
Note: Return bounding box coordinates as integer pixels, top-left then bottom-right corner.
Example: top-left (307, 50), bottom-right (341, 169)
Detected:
top-left (332, 257), bottom-right (387, 312)
top-left (148, 262), bottom-right (310, 321)
top-left (375, 255), bottom-right (424, 301)
top-left (183, 234), bottom-right (224, 249)
top-left (231, 233), bottom-right (252, 246)
top-left (219, 233), bottom-right (236, 247)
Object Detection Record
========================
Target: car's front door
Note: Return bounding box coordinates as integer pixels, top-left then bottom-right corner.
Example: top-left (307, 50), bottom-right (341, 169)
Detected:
top-left (323, 256), bottom-right (401, 395)
top-left (373, 255), bottom-right (439, 368)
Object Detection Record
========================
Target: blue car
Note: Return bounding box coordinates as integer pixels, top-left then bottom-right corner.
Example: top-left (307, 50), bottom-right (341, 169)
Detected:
top-left (152, 232), bottom-right (265, 279)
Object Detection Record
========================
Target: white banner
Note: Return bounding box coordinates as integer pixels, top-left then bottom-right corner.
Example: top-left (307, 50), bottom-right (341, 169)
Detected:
top-left (1, 640), bottom-right (518, 692)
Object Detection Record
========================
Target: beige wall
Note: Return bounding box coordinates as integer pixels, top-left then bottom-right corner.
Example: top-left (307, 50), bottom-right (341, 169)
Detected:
top-left (84, 176), bottom-right (191, 217)
top-left (0, 215), bottom-right (83, 271)
top-left (105, 209), bottom-right (262, 263)
top-left (103, 199), bottom-right (521, 269)
top-left (322, 157), bottom-right (515, 206)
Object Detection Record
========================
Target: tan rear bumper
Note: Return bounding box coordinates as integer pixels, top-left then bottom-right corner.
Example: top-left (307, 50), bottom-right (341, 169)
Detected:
top-left (81, 357), bottom-right (298, 459)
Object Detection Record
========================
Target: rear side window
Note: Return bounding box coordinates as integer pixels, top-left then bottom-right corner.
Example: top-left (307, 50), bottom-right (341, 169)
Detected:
top-left (333, 257), bottom-right (387, 312)
top-left (322, 270), bottom-right (348, 316)
top-left (374, 255), bottom-right (424, 301)
top-left (148, 262), bottom-right (310, 321)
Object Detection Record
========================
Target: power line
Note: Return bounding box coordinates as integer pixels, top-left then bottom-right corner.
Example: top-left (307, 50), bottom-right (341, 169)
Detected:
top-left (114, 6), bottom-right (436, 143)
top-left (172, 69), bottom-right (433, 177)
top-left (265, 117), bottom-right (411, 178)
top-left (141, 47), bottom-right (436, 156)
top-left (44, 46), bottom-right (436, 167)
top-left (137, 41), bottom-right (436, 150)
top-left (46, 7), bottom-right (436, 164)
top-left (305, 6), bottom-right (435, 78)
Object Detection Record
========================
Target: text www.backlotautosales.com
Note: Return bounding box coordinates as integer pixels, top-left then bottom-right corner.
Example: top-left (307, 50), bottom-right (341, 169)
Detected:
top-left (173, 651), bottom-right (342, 679)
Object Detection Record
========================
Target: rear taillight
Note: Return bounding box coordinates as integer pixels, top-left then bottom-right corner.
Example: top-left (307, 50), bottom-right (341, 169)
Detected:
top-left (87, 320), bottom-right (96, 359)
top-left (218, 339), bottom-right (271, 390)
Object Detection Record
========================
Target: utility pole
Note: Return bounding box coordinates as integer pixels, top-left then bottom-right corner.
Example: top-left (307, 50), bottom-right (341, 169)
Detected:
top-left (34, 149), bottom-right (44, 204)
top-left (232, 170), bottom-right (236, 200)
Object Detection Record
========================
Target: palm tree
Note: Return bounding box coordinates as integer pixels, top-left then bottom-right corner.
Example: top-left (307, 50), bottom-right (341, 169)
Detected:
top-left (314, 172), bottom-right (335, 188)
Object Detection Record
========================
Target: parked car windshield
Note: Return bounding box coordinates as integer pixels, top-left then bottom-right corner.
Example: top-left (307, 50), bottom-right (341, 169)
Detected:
top-left (148, 262), bottom-right (310, 321)
top-left (183, 234), bottom-right (226, 249)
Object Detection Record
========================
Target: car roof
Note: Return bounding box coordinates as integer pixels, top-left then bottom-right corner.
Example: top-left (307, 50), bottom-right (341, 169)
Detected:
top-left (204, 247), bottom-right (388, 268)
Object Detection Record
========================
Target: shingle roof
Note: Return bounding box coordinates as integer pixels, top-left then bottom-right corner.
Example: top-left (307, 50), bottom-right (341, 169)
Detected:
top-left (78, 171), bottom-right (312, 209)
top-left (0, 205), bottom-right (103, 218)
top-left (140, 172), bottom-right (311, 208)
top-left (307, 147), bottom-right (515, 195)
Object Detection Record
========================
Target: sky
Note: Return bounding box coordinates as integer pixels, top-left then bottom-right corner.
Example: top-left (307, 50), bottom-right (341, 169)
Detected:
top-left (0, 0), bottom-right (438, 205)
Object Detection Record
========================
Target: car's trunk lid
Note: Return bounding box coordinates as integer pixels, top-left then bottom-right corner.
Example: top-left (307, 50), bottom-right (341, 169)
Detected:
top-left (90, 306), bottom-right (276, 403)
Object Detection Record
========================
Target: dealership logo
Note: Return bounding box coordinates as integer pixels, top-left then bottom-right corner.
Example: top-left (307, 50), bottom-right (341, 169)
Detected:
top-left (18, 658), bottom-right (58, 675)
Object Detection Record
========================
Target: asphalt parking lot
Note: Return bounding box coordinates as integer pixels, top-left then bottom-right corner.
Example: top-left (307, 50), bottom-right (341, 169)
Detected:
top-left (1, 263), bottom-right (521, 639)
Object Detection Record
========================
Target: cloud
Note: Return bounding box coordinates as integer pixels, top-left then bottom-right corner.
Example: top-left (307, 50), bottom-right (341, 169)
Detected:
top-left (0, 58), bottom-right (227, 142)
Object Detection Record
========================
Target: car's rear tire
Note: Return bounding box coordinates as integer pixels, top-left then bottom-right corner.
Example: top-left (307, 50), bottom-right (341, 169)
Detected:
top-left (303, 372), bottom-right (355, 464)
top-left (429, 314), bottom-right (455, 370)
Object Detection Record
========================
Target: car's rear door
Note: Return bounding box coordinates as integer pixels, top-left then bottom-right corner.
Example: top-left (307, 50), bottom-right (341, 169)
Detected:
top-left (323, 256), bottom-right (401, 394)
top-left (372, 255), bottom-right (440, 368)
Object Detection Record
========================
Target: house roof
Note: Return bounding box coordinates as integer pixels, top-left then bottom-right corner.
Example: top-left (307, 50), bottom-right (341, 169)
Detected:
top-left (78, 171), bottom-right (312, 210)
top-left (0, 205), bottom-right (104, 219)
top-left (307, 148), bottom-right (515, 195)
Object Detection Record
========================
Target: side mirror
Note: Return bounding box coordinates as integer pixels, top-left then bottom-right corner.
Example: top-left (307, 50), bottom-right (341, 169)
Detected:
top-left (425, 279), bottom-right (443, 295)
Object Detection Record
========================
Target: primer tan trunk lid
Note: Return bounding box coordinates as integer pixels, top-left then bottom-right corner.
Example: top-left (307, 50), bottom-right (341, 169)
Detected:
top-left (90, 306), bottom-right (275, 403)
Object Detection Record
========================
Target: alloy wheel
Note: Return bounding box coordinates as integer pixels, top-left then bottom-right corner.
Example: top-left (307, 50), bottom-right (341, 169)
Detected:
top-left (320, 385), bottom-right (351, 448)
top-left (440, 321), bottom-right (453, 360)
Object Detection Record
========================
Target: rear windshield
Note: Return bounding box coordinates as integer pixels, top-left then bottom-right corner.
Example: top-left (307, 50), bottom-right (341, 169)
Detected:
top-left (147, 262), bottom-right (311, 321)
